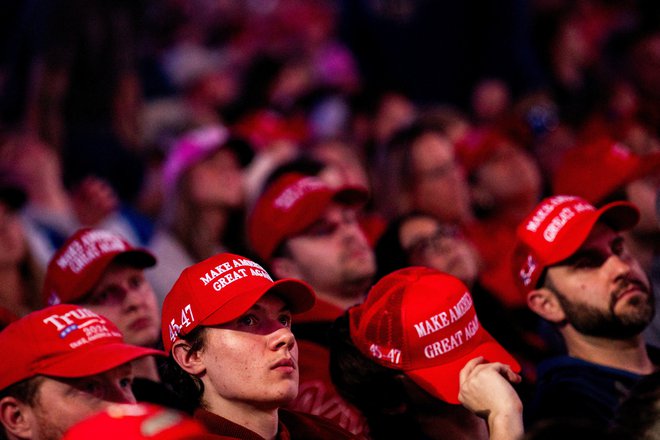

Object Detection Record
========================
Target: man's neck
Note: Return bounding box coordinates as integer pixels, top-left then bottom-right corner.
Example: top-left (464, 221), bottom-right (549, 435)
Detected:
top-left (563, 330), bottom-right (655, 375)
top-left (314, 289), bottom-right (365, 311)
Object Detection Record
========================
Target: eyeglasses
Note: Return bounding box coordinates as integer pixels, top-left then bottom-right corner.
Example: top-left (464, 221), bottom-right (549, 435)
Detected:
top-left (299, 209), bottom-right (360, 238)
top-left (404, 225), bottom-right (461, 260)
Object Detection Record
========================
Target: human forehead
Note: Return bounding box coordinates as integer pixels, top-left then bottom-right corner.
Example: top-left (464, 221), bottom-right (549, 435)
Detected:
top-left (399, 215), bottom-right (441, 248)
top-left (411, 132), bottom-right (454, 166)
top-left (92, 263), bottom-right (145, 287)
top-left (195, 148), bottom-right (239, 169)
top-left (40, 363), bottom-right (133, 393)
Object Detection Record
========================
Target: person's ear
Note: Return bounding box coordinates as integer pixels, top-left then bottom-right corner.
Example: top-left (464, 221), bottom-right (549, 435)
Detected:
top-left (270, 256), bottom-right (302, 280)
top-left (0, 396), bottom-right (34, 439)
top-left (171, 340), bottom-right (206, 376)
top-left (527, 287), bottom-right (566, 324)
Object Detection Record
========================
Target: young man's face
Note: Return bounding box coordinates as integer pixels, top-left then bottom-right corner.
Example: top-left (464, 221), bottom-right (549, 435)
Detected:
top-left (197, 293), bottom-right (299, 412)
top-left (280, 203), bottom-right (375, 295)
top-left (25, 364), bottom-right (136, 440)
top-left (544, 222), bottom-right (654, 338)
top-left (83, 263), bottom-right (160, 347)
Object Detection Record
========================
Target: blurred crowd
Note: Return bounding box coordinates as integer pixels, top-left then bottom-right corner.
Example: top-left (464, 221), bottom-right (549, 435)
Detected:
top-left (0, 0), bottom-right (659, 439)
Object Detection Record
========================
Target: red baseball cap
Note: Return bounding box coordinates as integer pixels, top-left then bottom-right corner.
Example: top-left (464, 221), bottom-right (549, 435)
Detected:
top-left (43, 228), bottom-right (157, 306)
top-left (62, 403), bottom-right (216, 440)
top-left (455, 128), bottom-right (512, 174)
top-left (512, 195), bottom-right (639, 293)
top-left (161, 253), bottom-right (316, 353)
top-left (248, 173), bottom-right (368, 261)
top-left (0, 304), bottom-right (165, 391)
top-left (553, 137), bottom-right (660, 204)
top-left (348, 266), bottom-right (520, 404)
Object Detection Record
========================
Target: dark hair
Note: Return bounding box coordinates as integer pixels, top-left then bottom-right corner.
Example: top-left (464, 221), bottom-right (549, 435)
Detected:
top-left (373, 211), bottom-right (439, 282)
top-left (374, 120), bottom-right (449, 220)
top-left (328, 312), bottom-right (424, 439)
top-left (159, 327), bottom-right (207, 412)
top-left (0, 376), bottom-right (45, 440)
top-left (523, 418), bottom-right (613, 440)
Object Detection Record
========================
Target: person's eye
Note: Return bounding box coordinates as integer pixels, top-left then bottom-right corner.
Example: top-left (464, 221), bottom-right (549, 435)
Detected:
top-left (305, 222), bottom-right (338, 237)
top-left (80, 381), bottom-right (104, 398)
top-left (611, 238), bottom-right (625, 256)
top-left (129, 275), bottom-right (144, 289)
top-left (88, 291), bottom-right (110, 305)
top-left (573, 252), bottom-right (606, 269)
top-left (119, 376), bottom-right (133, 389)
top-left (238, 314), bottom-right (258, 326)
top-left (279, 314), bottom-right (292, 327)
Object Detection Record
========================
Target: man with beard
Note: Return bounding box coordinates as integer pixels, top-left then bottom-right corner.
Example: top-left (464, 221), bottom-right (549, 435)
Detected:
top-left (512, 195), bottom-right (656, 428)
top-left (0, 304), bottom-right (164, 440)
top-left (248, 172), bottom-right (376, 436)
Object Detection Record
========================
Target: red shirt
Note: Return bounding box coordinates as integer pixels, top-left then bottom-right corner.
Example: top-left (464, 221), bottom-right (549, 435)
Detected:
top-left (194, 407), bottom-right (357, 439)
top-left (288, 298), bottom-right (369, 437)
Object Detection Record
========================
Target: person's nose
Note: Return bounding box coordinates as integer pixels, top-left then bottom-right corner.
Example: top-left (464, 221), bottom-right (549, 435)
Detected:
top-left (105, 382), bottom-right (137, 404)
top-left (123, 286), bottom-right (148, 311)
top-left (268, 326), bottom-right (296, 352)
top-left (607, 253), bottom-right (635, 283)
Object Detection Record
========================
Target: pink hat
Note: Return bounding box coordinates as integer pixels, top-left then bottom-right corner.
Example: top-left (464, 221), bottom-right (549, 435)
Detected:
top-left (349, 267), bottom-right (520, 405)
top-left (513, 195), bottom-right (639, 293)
top-left (161, 253), bottom-right (316, 353)
top-left (161, 124), bottom-right (230, 195)
top-left (0, 305), bottom-right (165, 391)
top-left (62, 403), bottom-right (215, 440)
top-left (552, 137), bottom-right (660, 204)
top-left (248, 173), bottom-right (368, 261)
top-left (44, 228), bottom-right (156, 306)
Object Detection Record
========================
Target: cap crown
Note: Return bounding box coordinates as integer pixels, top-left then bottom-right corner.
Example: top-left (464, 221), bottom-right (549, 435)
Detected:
top-left (350, 268), bottom-right (484, 370)
top-left (0, 305), bottom-right (123, 390)
top-left (248, 173), bottom-right (367, 261)
top-left (44, 228), bottom-right (156, 305)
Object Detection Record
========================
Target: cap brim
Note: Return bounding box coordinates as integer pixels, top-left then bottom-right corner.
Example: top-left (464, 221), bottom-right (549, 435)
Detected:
top-left (332, 185), bottom-right (369, 206)
top-left (38, 343), bottom-right (166, 379)
top-left (287, 185), bottom-right (369, 238)
top-left (114, 249), bottom-right (157, 269)
top-left (201, 278), bottom-right (316, 327)
top-left (405, 330), bottom-right (520, 405)
top-left (545, 200), bottom-right (639, 267)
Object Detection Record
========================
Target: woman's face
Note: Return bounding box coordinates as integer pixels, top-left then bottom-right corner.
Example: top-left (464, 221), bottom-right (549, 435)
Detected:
top-left (399, 215), bottom-right (480, 287)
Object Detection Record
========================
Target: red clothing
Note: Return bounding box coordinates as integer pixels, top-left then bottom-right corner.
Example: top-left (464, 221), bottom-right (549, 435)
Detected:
top-left (464, 219), bottom-right (527, 309)
top-left (288, 298), bottom-right (369, 437)
top-left (194, 407), bottom-right (356, 439)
